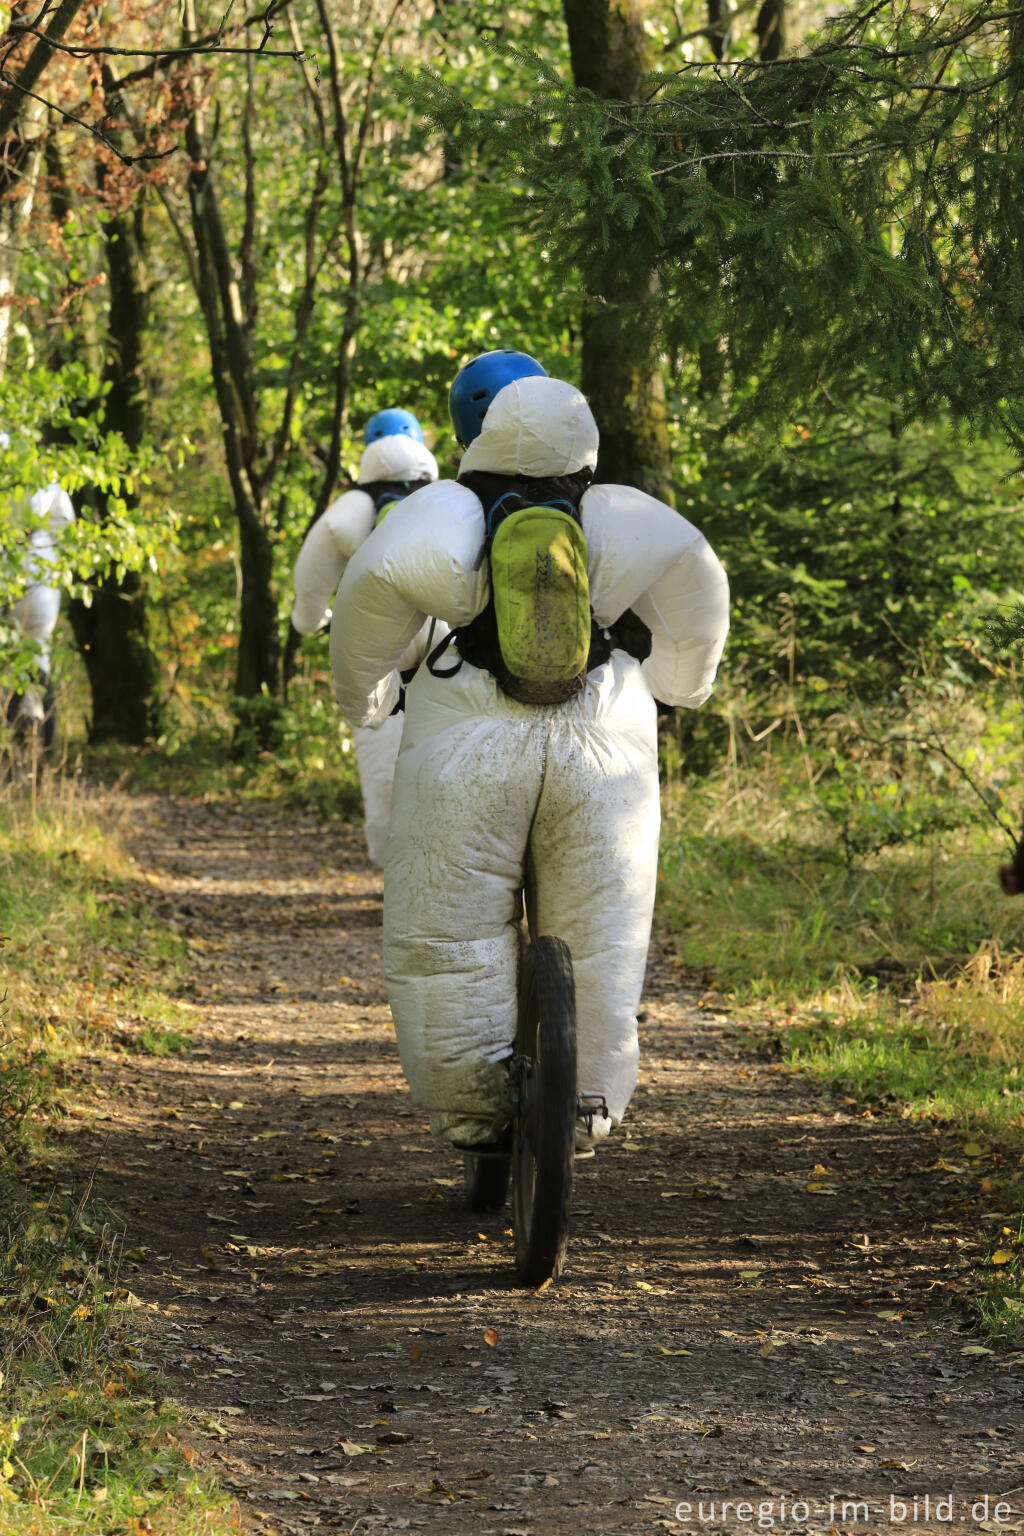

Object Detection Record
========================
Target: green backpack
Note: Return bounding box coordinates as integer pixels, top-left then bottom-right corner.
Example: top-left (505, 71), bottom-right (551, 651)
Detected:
top-left (438, 473), bottom-right (608, 706)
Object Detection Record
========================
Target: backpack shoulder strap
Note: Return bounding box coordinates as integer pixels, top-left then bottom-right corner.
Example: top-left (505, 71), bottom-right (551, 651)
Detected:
top-left (361, 476), bottom-right (433, 522)
top-left (457, 467), bottom-right (594, 523)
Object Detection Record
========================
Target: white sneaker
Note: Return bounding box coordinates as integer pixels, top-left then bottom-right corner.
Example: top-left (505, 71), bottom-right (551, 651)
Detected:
top-left (574, 1109), bottom-right (613, 1156)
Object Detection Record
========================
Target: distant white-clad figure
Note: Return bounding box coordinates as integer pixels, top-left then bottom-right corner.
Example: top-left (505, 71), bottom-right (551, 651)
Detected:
top-left (1, 431), bottom-right (76, 752)
top-left (291, 410), bottom-right (442, 865)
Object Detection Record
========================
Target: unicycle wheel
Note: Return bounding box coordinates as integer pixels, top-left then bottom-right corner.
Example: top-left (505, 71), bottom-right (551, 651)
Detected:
top-left (512, 935), bottom-right (577, 1285)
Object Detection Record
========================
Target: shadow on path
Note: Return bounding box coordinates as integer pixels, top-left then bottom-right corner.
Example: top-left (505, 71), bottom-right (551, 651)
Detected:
top-left (64, 794), bottom-right (1024, 1535)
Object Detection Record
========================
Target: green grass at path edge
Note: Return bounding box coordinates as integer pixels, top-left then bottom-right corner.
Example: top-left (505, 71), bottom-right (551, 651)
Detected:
top-left (0, 1184), bottom-right (235, 1535)
top-left (781, 1005), bottom-right (1024, 1340)
top-left (0, 779), bottom-right (238, 1533)
top-left (656, 821), bottom-right (1024, 998)
top-left (656, 773), bottom-right (1024, 1339)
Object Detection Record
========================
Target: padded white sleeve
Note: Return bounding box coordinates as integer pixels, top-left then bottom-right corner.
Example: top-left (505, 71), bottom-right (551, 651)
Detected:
top-left (583, 484), bottom-right (729, 708)
top-left (330, 480), bottom-right (487, 728)
top-left (291, 490), bottom-right (375, 634)
top-left (633, 535), bottom-right (729, 707)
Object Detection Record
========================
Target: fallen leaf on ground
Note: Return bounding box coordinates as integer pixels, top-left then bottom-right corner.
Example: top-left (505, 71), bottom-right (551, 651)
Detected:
top-left (199, 1419), bottom-right (230, 1439)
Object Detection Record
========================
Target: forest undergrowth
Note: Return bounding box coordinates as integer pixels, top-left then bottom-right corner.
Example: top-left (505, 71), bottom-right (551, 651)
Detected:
top-left (86, 664), bottom-right (364, 824)
top-left (658, 684), bottom-right (1024, 1336)
top-left (0, 775), bottom-right (236, 1533)
top-left (3, 665), bottom-right (1024, 1535)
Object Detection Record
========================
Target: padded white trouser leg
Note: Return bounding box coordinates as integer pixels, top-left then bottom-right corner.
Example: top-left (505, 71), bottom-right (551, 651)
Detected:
top-left (530, 691), bottom-right (660, 1126)
top-left (383, 652), bottom-right (659, 1144)
top-left (12, 583), bottom-right (61, 673)
top-left (353, 714), bottom-right (404, 867)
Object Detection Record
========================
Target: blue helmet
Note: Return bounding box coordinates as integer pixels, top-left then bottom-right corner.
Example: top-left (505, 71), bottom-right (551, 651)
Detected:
top-left (363, 409), bottom-right (424, 445)
top-left (449, 349), bottom-right (548, 447)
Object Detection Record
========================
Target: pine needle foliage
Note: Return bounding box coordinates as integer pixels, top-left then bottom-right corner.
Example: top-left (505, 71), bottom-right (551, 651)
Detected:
top-left (402, 3), bottom-right (1024, 439)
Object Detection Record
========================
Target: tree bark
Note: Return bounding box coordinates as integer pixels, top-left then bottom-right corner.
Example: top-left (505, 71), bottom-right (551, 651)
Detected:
top-left (0, 118), bottom-right (44, 372)
top-left (755, 0), bottom-right (785, 61)
top-left (706, 0), bottom-right (732, 62)
top-left (0, 0), bottom-right (89, 142)
top-left (0, 0), bottom-right (78, 372)
top-left (562, 0), bottom-right (672, 501)
top-left (182, 1), bottom-right (279, 739)
top-left (64, 91), bottom-right (158, 743)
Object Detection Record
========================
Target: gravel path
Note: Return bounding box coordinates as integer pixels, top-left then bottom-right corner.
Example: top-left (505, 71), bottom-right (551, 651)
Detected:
top-left (66, 794), bottom-right (1024, 1535)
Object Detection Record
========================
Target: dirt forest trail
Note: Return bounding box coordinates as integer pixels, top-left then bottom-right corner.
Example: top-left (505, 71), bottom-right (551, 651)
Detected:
top-left (66, 793), bottom-right (1024, 1536)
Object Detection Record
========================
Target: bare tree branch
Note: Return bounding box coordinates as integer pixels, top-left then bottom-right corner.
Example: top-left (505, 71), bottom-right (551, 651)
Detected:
top-left (0, 0), bottom-right (88, 141)
top-left (3, 19), bottom-right (305, 63)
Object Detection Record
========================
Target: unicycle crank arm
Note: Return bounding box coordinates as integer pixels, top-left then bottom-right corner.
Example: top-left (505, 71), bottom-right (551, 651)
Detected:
top-left (576, 1093), bottom-right (609, 1135)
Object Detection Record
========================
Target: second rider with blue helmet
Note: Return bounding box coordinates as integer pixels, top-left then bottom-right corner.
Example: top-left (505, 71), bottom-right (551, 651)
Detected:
top-left (330, 352), bottom-right (729, 1153)
top-left (291, 410), bottom-right (441, 864)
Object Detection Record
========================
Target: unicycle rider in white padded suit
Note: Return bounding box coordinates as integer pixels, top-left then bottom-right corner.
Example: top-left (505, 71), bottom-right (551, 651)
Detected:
top-left (291, 409), bottom-right (441, 866)
top-left (329, 351), bottom-right (729, 1153)
top-left (1, 430), bottom-right (76, 753)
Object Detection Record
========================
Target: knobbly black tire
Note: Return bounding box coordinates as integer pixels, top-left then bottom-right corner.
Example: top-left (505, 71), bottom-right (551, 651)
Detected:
top-left (463, 1149), bottom-right (511, 1211)
top-left (512, 935), bottom-right (577, 1285)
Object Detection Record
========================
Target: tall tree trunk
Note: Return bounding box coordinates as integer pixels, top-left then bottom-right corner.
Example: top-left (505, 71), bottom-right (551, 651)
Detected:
top-left (755, 0), bottom-right (786, 60)
top-left (707, 0), bottom-right (732, 62)
top-left (0, 104), bottom-right (45, 372)
top-left (562, 0), bottom-right (672, 501)
top-left (66, 121), bottom-right (157, 743)
top-left (0, 0), bottom-right (91, 370)
top-left (182, 0), bottom-right (280, 739)
top-left (0, 0), bottom-right (89, 142)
